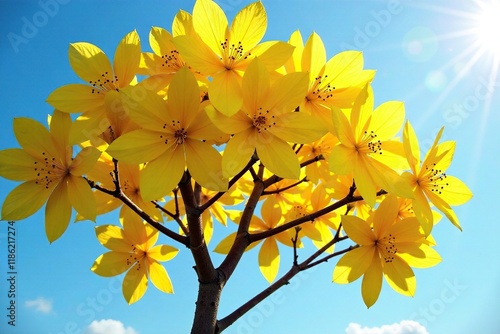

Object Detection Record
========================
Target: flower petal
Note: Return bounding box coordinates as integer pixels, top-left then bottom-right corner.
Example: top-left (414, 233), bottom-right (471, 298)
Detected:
top-left (230, 1), bottom-right (266, 51)
top-left (114, 30), bottom-right (141, 86)
top-left (0, 149), bottom-right (37, 181)
top-left (361, 250), bottom-right (383, 308)
top-left (333, 246), bottom-right (375, 284)
top-left (255, 132), bottom-right (300, 179)
top-left (193, 0), bottom-right (227, 54)
top-left (383, 256), bottom-right (416, 296)
top-left (14, 117), bottom-right (57, 160)
top-left (209, 70), bottom-right (243, 116)
top-left (148, 245), bottom-right (179, 262)
top-left (69, 42), bottom-right (113, 84)
top-left (46, 84), bottom-right (104, 113)
top-left (106, 129), bottom-right (170, 164)
top-left (67, 174), bottom-right (96, 221)
top-left (185, 139), bottom-right (227, 191)
top-left (122, 262), bottom-right (148, 304)
top-left (222, 128), bottom-right (256, 178)
top-left (141, 148), bottom-right (185, 201)
top-left (342, 215), bottom-right (374, 245)
top-left (147, 259), bottom-right (174, 294)
top-left (95, 225), bottom-right (131, 252)
top-left (91, 251), bottom-right (130, 277)
top-left (302, 32), bottom-right (326, 82)
top-left (259, 238), bottom-right (280, 283)
top-left (45, 180), bottom-right (72, 243)
top-left (70, 146), bottom-right (101, 176)
top-left (2, 181), bottom-right (51, 221)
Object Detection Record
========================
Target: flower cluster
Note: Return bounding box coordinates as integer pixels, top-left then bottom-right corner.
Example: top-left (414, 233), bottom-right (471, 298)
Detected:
top-left (0, 0), bottom-right (472, 306)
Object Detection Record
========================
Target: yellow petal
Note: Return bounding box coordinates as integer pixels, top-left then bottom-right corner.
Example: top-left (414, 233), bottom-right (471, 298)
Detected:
top-left (302, 32), bottom-right (326, 81)
top-left (210, 70), bottom-right (243, 116)
top-left (121, 86), bottom-right (167, 131)
top-left (70, 146), bottom-right (101, 176)
top-left (49, 111), bottom-right (71, 155)
top-left (230, 1), bottom-right (266, 50)
top-left (342, 215), bottom-right (374, 245)
top-left (328, 144), bottom-right (356, 175)
top-left (47, 84), bottom-right (105, 113)
top-left (122, 262), bottom-right (148, 304)
top-left (91, 251), bottom-right (130, 277)
top-left (353, 155), bottom-right (378, 207)
top-left (255, 132), bottom-right (300, 179)
top-left (333, 246), bottom-right (375, 284)
top-left (403, 121), bottom-right (420, 174)
top-left (141, 147), bottom-right (185, 201)
top-left (411, 185), bottom-right (434, 235)
top-left (241, 58), bottom-right (270, 114)
top-left (14, 117), bottom-right (57, 160)
top-left (438, 175), bottom-right (473, 206)
top-left (250, 41), bottom-right (295, 71)
top-left (2, 181), bottom-right (51, 221)
top-left (168, 67), bottom-right (200, 128)
top-left (114, 30), bottom-right (141, 86)
top-left (67, 174), bottom-right (96, 221)
top-left (259, 238), bottom-right (280, 283)
top-left (398, 243), bottom-right (441, 268)
top-left (0, 149), bottom-right (37, 181)
top-left (95, 225), bottom-right (131, 252)
top-left (266, 72), bottom-right (308, 112)
top-left (331, 107), bottom-right (355, 146)
top-left (173, 35), bottom-right (222, 74)
top-left (222, 128), bottom-right (256, 178)
top-left (147, 259), bottom-right (174, 293)
top-left (148, 245), bottom-right (179, 262)
top-left (271, 112), bottom-right (326, 144)
top-left (383, 256), bottom-right (416, 297)
top-left (373, 195), bottom-right (399, 239)
top-left (69, 106), bottom-right (109, 144)
top-left (193, 0), bottom-right (227, 53)
top-left (173, 10), bottom-right (194, 37)
top-left (324, 51), bottom-right (364, 86)
top-left (45, 180), bottom-right (72, 243)
top-left (361, 250), bottom-right (383, 308)
top-left (69, 42), bottom-right (113, 84)
top-left (206, 106), bottom-right (252, 135)
top-left (351, 84), bottom-right (373, 140)
top-left (106, 129), bottom-right (170, 164)
top-left (371, 101), bottom-right (405, 140)
top-left (213, 232), bottom-right (237, 254)
top-left (185, 139), bottom-right (227, 191)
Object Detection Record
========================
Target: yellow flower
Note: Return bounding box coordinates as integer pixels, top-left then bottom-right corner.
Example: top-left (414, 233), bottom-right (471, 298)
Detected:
top-left (174, 0), bottom-right (294, 116)
top-left (297, 132), bottom-right (338, 184)
top-left (107, 67), bottom-right (227, 201)
top-left (46, 31), bottom-right (141, 144)
top-left (0, 111), bottom-right (101, 242)
top-left (333, 195), bottom-right (441, 308)
top-left (285, 30), bottom-right (375, 130)
top-left (329, 84), bottom-right (413, 206)
top-left (83, 147), bottom-right (163, 224)
top-left (91, 218), bottom-right (178, 304)
top-left (402, 121), bottom-right (473, 234)
top-left (207, 58), bottom-right (326, 179)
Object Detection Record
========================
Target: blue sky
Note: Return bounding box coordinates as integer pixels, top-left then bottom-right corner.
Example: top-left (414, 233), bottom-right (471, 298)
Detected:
top-left (0, 0), bottom-right (499, 333)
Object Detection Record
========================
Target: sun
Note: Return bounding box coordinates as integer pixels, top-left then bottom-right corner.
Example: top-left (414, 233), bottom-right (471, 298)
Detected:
top-left (473, 2), bottom-right (500, 60)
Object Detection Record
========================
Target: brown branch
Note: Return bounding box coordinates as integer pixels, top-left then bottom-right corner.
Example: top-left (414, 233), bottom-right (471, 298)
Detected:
top-left (248, 189), bottom-right (386, 244)
top-left (198, 157), bottom-right (258, 213)
top-left (217, 176), bottom-right (265, 283)
top-left (262, 177), bottom-right (307, 195)
top-left (178, 171), bottom-right (217, 283)
top-left (152, 200), bottom-right (189, 237)
top-left (89, 181), bottom-right (188, 246)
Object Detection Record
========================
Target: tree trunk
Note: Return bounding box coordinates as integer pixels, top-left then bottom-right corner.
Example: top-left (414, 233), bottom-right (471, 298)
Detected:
top-left (190, 276), bottom-right (223, 334)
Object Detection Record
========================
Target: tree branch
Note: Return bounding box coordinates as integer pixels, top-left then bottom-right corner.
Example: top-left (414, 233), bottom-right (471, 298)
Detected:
top-left (178, 171), bottom-right (217, 283)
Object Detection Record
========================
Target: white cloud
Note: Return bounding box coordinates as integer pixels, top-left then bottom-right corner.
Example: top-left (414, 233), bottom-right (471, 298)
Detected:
top-left (25, 297), bottom-right (53, 314)
top-left (84, 319), bottom-right (139, 334)
top-left (345, 320), bottom-right (429, 334)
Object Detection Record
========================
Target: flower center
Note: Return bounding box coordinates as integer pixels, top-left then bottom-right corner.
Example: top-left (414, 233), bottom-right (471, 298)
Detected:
top-left (307, 75), bottom-right (335, 102)
top-left (89, 71), bottom-right (119, 94)
top-left (357, 130), bottom-right (382, 155)
top-left (220, 39), bottom-right (251, 69)
top-left (379, 233), bottom-right (397, 263)
top-left (252, 108), bottom-right (276, 133)
top-left (174, 128), bottom-right (187, 145)
top-left (126, 244), bottom-right (146, 270)
top-left (421, 162), bottom-right (448, 194)
top-left (33, 152), bottom-right (69, 189)
top-left (161, 50), bottom-right (185, 70)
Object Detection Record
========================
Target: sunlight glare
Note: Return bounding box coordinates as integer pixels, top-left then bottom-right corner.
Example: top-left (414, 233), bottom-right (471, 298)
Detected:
top-left (475, 2), bottom-right (500, 58)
